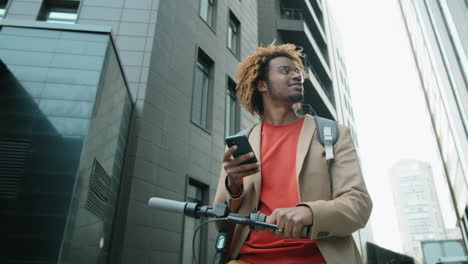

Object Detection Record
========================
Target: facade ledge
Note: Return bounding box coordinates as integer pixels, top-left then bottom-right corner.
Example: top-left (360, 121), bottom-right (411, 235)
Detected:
top-left (0, 19), bottom-right (112, 34)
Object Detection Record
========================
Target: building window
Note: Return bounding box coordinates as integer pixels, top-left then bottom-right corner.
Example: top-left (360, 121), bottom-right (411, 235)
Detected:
top-left (225, 77), bottom-right (240, 136)
top-left (191, 49), bottom-right (213, 131)
top-left (0, 0), bottom-right (8, 19)
top-left (37, 0), bottom-right (79, 24)
top-left (200, 0), bottom-right (215, 27)
top-left (280, 8), bottom-right (302, 20)
top-left (227, 11), bottom-right (240, 56)
top-left (182, 178), bottom-right (209, 264)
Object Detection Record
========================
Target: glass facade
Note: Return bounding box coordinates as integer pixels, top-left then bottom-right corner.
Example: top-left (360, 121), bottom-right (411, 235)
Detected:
top-left (399, 0), bottom-right (468, 249)
top-left (0, 25), bottom-right (132, 264)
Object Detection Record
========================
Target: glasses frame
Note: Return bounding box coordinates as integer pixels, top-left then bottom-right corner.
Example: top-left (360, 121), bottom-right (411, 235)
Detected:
top-left (277, 65), bottom-right (304, 83)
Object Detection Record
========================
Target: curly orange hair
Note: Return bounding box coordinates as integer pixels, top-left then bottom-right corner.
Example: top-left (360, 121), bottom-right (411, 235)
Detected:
top-left (235, 43), bottom-right (305, 117)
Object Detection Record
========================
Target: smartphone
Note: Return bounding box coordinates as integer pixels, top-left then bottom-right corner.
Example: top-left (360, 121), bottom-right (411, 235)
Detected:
top-left (224, 135), bottom-right (258, 165)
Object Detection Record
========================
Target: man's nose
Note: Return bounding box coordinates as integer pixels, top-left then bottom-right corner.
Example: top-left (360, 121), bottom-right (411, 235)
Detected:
top-left (291, 71), bottom-right (303, 82)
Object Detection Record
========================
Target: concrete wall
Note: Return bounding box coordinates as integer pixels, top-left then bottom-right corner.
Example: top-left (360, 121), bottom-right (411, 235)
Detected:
top-left (118, 0), bottom-right (259, 263)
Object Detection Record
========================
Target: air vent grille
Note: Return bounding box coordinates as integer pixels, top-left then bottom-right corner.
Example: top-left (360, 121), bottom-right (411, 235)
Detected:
top-left (0, 139), bottom-right (30, 199)
top-left (85, 159), bottom-right (111, 220)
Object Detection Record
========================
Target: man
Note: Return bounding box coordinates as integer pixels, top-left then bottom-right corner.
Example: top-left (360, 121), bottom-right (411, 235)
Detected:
top-left (213, 43), bottom-right (372, 264)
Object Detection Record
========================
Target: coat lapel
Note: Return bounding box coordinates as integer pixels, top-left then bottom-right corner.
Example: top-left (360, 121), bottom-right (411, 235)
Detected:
top-left (248, 122), bottom-right (262, 204)
top-left (296, 115), bottom-right (316, 184)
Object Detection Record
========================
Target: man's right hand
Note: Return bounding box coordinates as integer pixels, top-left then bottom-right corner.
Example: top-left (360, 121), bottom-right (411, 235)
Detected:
top-left (223, 145), bottom-right (260, 195)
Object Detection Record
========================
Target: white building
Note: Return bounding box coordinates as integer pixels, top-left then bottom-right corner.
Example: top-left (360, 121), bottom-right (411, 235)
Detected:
top-left (390, 159), bottom-right (446, 261)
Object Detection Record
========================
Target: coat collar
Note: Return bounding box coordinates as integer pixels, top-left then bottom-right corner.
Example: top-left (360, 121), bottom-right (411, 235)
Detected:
top-left (248, 114), bottom-right (316, 203)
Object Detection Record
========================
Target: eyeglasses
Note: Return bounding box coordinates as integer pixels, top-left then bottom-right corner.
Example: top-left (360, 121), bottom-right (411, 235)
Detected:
top-left (278, 65), bottom-right (304, 83)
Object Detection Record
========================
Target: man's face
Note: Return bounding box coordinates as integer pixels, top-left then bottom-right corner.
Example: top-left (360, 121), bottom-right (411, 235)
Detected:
top-left (260, 56), bottom-right (304, 104)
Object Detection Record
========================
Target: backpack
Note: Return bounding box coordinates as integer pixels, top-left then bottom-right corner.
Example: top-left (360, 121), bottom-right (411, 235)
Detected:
top-left (236, 115), bottom-right (339, 195)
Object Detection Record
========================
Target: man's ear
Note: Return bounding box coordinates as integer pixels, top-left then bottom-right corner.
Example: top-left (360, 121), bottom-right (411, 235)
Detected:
top-left (257, 80), bottom-right (268, 92)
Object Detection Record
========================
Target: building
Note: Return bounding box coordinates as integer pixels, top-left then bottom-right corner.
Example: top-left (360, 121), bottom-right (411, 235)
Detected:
top-left (0, 0), bottom-right (370, 263)
top-left (0, 21), bottom-right (133, 263)
top-left (398, 0), bottom-right (468, 248)
top-left (390, 159), bottom-right (447, 261)
top-left (326, 10), bottom-right (359, 146)
top-left (421, 240), bottom-right (468, 264)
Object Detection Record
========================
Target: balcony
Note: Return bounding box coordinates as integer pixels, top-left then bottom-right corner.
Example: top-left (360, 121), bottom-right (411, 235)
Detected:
top-left (280, 0), bottom-right (327, 47)
top-left (278, 8), bottom-right (331, 80)
top-left (302, 1), bottom-right (326, 44)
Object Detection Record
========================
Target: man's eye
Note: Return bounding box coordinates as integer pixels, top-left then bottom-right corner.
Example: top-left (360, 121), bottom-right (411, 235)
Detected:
top-left (279, 67), bottom-right (290, 73)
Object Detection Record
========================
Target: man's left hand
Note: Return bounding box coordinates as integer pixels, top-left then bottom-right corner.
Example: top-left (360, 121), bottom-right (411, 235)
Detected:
top-left (266, 206), bottom-right (313, 239)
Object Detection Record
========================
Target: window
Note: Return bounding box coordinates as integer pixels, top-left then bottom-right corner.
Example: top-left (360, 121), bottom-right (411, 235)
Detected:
top-left (200, 0), bottom-right (215, 27)
top-left (0, 0), bottom-right (8, 19)
top-left (182, 178), bottom-right (209, 264)
top-left (225, 77), bottom-right (240, 137)
top-left (280, 8), bottom-right (302, 20)
top-left (227, 11), bottom-right (240, 56)
top-left (37, 0), bottom-right (79, 24)
top-left (191, 49), bottom-right (213, 130)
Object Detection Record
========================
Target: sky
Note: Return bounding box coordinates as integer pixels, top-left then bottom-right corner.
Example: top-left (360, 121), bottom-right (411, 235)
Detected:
top-left (327, 0), bottom-right (457, 253)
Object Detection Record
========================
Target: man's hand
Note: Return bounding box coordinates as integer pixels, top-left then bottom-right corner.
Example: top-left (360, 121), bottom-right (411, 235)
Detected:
top-left (266, 206), bottom-right (313, 239)
top-left (223, 145), bottom-right (260, 195)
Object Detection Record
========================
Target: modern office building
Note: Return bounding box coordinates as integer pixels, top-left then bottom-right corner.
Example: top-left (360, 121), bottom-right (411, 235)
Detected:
top-left (399, 0), bottom-right (468, 248)
top-left (0, 21), bottom-right (133, 263)
top-left (390, 159), bottom-right (447, 261)
top-left (0, 0), bottom-right (371, 263)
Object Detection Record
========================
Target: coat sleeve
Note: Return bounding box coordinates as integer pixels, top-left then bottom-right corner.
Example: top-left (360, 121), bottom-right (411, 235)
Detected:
top-left (213, 160), bottom-right (244, 213)
top-left (299, 125), bottom-right (372, 239)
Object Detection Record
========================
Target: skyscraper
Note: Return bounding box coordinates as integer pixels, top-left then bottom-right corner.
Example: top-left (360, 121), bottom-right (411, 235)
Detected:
top-left (399, 0), bottom-right (468, 247)
top-left (390, 159), bottom-right (447, 261)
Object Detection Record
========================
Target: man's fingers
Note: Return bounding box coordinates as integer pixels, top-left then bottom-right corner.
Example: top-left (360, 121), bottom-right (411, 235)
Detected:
top-left (229, 162), bottom-right (259, 174)
top-left (229, 169), bottom-right (259, 180)
top-left (223, 145), bottom-right (238, 161)
top-left (267, 207), bottom-right (312, 239)
top-left (291, 224), bottom-right (302, 239)
top-left (230, 152), bottom-right (256, 166)
top-left (266, 211), bottom-right (277, 224)
top-left (282, 215), bottom-right (293, 238)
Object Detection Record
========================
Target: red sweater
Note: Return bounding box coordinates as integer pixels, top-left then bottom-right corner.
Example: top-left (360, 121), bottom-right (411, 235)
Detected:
top-left (238, 117), bottom-right (325, 264)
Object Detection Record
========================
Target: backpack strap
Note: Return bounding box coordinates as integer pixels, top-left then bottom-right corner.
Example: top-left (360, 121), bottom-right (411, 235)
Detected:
top-left (314, 116), bottom-right (339, 160)
top-left (314, 116), bottom-right (339, 197)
